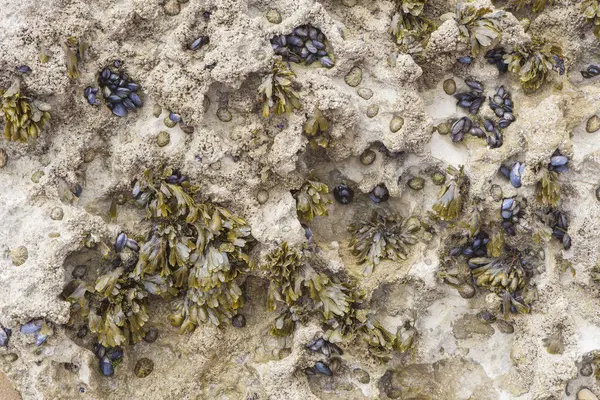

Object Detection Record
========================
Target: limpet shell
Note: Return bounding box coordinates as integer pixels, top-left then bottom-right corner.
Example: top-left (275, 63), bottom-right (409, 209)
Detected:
top-left (2, 353), bottom-right (18, 362)
top-left (83, 150), bottom-right (95, 163)
top-left (10, 246), bottom-right (28, 266)
top-left (496, 320), bottom-right (514, 334)
top-left (357, 88), bottom-right (373, 100)
top-left (232, 314), bottom-right (246, 328)
top-left (265, 9), bottom-right (282, 24)
top-left (443, 78), bottom-right (456, 95)
top-left (342, 0), bottom-right (357, 6)
top-left (0, 149), bottom-right (7, 168)
top-left (586, 115), bottom-right (600, 133)
top-left (143, 328), bottom-right (159, 343)
top-left (344, 66), bottom-right (362, 87)
top-left (436, 122), bottom-right (450, 135)
top-left (50, 207), bottom-right (64, 220)
top-left (360, 149), bottom-right (376, 165)
top-left (431, 172), bottom-right (445, 186)
top-left (407, 177), bottom-right (425, 190)
top-left (491, 184), bottom-right (503, 201)
top-left (164, 0), bottom-right (180, 16)
top-left (163, 116), bottom-right (177, 128)
top-left (157, 131), bottom-right (170, 147)
top-left (134, 358), bottom-right (154, 378)
top-left (217, 108), bottom-right (232, 122)
top-left (180, 124), bottom-right (194, 134)
top-left (353, 368), bottom-right (370, 384)
top-left (366, 104), bottom-right (379, 118)
top-left (389, 116), bottom-right (404, 133)
top-left (31, 170), bottom-right (45, 183)
top-left (152, 104), bottom-right (162, 118)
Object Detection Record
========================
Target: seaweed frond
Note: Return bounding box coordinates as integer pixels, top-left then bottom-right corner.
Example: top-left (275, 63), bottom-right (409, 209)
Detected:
top-left (511, 0), bottom-right (554, 13)
top-left (1, 80), bottom-right (51, 142)
top-left (294, 179), bottom-right (331, 222)
top-left (432, 165), bottom-right (466, 221)
top-left (442, 3), bottom-right (504, 56)
top-left (303, 107), bottom-right (332, 149)
top-left (258, 58), bottom-right (301, 118)
top-left (389, 0), bottom-right (437, 55)
top-left (62, 36), bottom-right (88, 79)
top-left (582, 0), bottom-right (600, 37)
top-left (504, 39), bottom-right (564, 92)
top-left (535, 169), bottom-right (561, 206)
top-left (348, 210), bottom-right (420, 275)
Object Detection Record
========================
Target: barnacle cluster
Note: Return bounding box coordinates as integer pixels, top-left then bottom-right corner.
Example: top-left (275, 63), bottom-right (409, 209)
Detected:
top-left (294, 179), bottom-right (331, 222)
top-left (348, 210), bottom-right (420, 275)
top-left (131, 168), bottom-right (254, 332)
top-left (258, 58), bottom-right (301, 118)
top-left (1, 80), bottom-right (51, 142)
top-left (504, 39), bottom-right (564, 92)
top-left (389, 0), bottom-right (437, 55)
top-left (441, 3), bottom-right (504, 56)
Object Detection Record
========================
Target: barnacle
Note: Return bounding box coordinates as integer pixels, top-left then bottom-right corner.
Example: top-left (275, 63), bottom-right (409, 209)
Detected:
top-left (62, 36), bottom-right (88, 79)
top-left (432, 166), bottom-right (466, 221)
top-left (63, 266), bottom-right (150, 348)
top-left (510, 0), bottom-right (554, 13)
top-left (389, 0), bottom-right (437, 55)
top-left (441, 3), bottom-right (504, 56)
top-left (131, 167), bottom-right (254, 333)
top-left (258, 58), bottom-right (301, 118)
top-left (303, 107), bottom-right (332, 149)
top-left (504, 39), bottom-right (563, 92)
top-left (536, 169), bottom-right (561, 206)
top-left (294, 179), bottom-right (331, 222)
top-left (1, 80), bottom-right (51, 142)
top-left (348, 210), bottom-right (420, 275)
top-left (582, 0), bottom-right (600, 37)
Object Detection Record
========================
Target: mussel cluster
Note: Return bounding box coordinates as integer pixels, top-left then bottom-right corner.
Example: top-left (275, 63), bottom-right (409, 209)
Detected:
top-left (270, 24), bottom-right (334, 68)
top-left (115, 232), bottom-right (139, 253)
top-left (0, 326), bottom-right (11, 347)
top-left (454, 79), bottom-right (485, 115)
top-left (304, 337), bottom-right (343, 377)
top-left (500, 197), bottom-right (520, 236)
top-left (500, 161), bottom-right (525, 188)
top-left (92, 64), bottom-right (143, 117)
top-left (488, 86), bottom-right (515, 129)
top-left (485, 48), bottom-right (508, 73)
top-left (94, 344), bottom-right (123, 377)
top-left (550, 210), bottom-right (571, 250)
top-left (20, 319), bottom-right (51, 346)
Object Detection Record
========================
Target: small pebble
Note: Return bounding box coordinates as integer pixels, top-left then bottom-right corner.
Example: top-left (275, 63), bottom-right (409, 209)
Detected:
top-left (342, 0), bottom-right (357, 5)
top-left (76, 326), bottom-right (88, 338)
top-left (0, 149), bottom-right (7, 168)
top-left (134, 358), bottom-right (154, 378)
top-left (496, 320), bottom-right (514, 334)
top-left (265, 9), bottom-right (282, 24)
top-left (357, 88), bottom-right (373, 100)
top-left (164, 0), bottom-right (180, 16)
top-left (143, 328), bottom-right (159, 343)
top-left (257, 189), bottom-right (269, 204)
top-left (443, 78), bottom-right (456, 95)
top-left (50, 207), bottom-right (64, 220)
top-left (344, 66), bottom-right (362, 87)
top-left (72, 265), bottom-right (87, 279)
top-left (366, 104), bottom-right (379, 118)
top-left (232, 314), bottom-right (246, 328)
top-left (9, 246), bottom-right (28, 266)
top-left (389, 116), bottom-right (404, 133)
top-left (157, 131), bottom-right (170, 147)
top-left (216, 108), bottom-right (232, 122)
top-left (407, 177), bottom-right (425, 190)
top-left (457, 284), bottom-right (475, 299)
top-left (578, 388), bottom-right (599, 400)
top-left (491, 184), bottom-right (503, 202)
top-left (360, 149), bottom-right (376, 165)
top-left (587, 115), bottom-right (600, 133)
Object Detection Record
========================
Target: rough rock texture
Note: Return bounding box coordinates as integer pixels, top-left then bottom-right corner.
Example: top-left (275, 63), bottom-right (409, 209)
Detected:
top-left (2, 0), bottom-right (600, 399)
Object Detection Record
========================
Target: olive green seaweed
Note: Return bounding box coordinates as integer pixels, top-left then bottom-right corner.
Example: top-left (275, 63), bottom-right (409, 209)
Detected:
top-left (432, 166), bottom-right (466, 221)
top-left (303, 107), bottom-right (332, 149)
top-left (1, 80), bottom-right (51, 142)
top-left (582, 0), bottom-right (600, 37)
top-left (294, 179), bottom-right (331, 222)
top-left (260, 243), bottom-right (417, 359)
top-left (535, 168), bottom-right (561, 206)
top-left (389, 0), bottom-right (437, 55)
top-left (349, 210), bottom-right (420, 275)
top-left (504, 39), bottom-right (563, 92)
top-left (510, 0), bottom-right (554, 13)
top-left (258, 58), bottom-right (301, 118)
top-left (441, 3), bottom-right (504, 56)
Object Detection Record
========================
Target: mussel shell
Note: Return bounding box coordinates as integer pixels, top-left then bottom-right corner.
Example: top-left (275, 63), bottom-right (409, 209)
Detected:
top-left (307, 338), bottom-right (325, 351)
top-left (501, 198), bottom-right (514, 211)
top-left (0, 328), bottom-right (8, 347)
top-left (115, 232), bottom-right (128, 252)
top-left (111, 103), bottom-right (128, 117)
top-left (509, 162), bottom-right (522, 188)
top-left (20, 320), bottom-right (42, 334)
top-left (99, 356), bottom-right (114, 376)
top-left (550, 155), bottom-right (568, 167)
top-left (129, 93), bottom-right (143, 107)
top-left (125, 238), bottom-right (140, 252)
top-left (333, 184), bottom-right (354, 204)
top-left (368, 184), bottom-right (389, 203)
top-left (319, 56), bottom-right (334, 68)
top-left (106, 347), bottom-right (123, 362)
top-left (457, 56), bottom-right (472, 64)
top-left (314, 361), bottom-right (333, 376)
